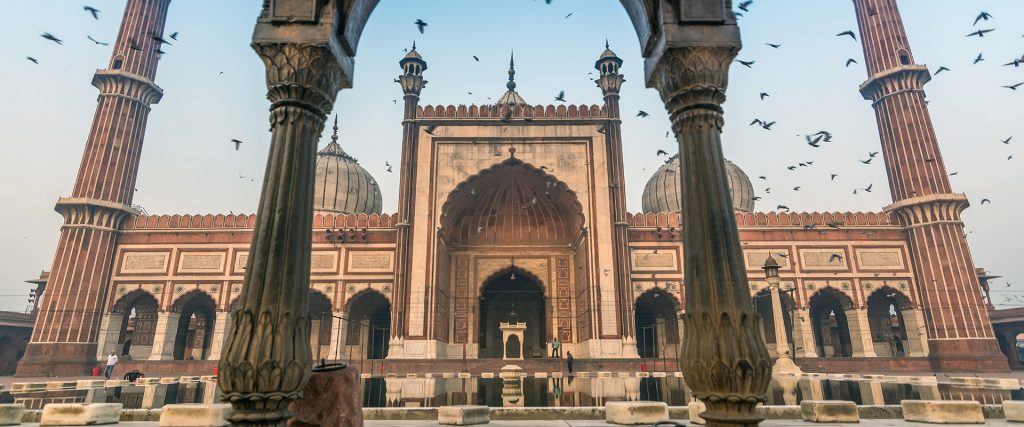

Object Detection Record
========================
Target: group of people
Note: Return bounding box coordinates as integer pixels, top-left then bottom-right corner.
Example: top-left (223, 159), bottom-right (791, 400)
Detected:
top-left (550, 337), bottom-right (574, 373)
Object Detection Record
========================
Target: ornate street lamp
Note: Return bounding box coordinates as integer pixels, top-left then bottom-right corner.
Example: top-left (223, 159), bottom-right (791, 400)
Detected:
top-left (763, 255), bottom-right (802, 374)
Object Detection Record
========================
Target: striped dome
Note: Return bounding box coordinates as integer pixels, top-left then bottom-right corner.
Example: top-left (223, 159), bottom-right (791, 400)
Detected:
top-left (641, 155), bottom-right (754, 213)
top-left (313, 120), bottom-right (382, 215)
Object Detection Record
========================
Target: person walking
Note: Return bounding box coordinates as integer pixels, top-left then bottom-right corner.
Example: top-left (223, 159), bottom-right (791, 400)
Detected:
top-left (104, 351), bottom-right (118, 379)
top-left (566, 351), bottom-right (574, 374)
top-left (551, 337), bottom-right (561, 358)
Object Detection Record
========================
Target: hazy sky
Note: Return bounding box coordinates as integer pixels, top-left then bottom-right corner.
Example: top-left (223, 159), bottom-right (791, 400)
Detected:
top-left (0, 1), bottom-right (1021, 312)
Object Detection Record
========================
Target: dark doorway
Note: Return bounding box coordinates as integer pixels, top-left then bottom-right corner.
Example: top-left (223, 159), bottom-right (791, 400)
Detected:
top-left (634, 289), bottom-right (679, 358)
top-left (346, 291), bottom-right (391, 359)
top-left (478, 268), bottom-right (546, 358)
top-left (866, 287), bottom-right (910, 357)
top-left (809, 289), bottom-right (853, 357)
top-left (172, 291), bottom-right (216, 361)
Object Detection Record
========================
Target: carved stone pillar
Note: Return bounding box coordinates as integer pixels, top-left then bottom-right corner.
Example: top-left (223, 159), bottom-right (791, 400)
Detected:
top-left (217, 42), bottom-right (345, 426)
top-left (792, 308), bottom-right (817, 358)
top-left (149, 312), bottom-right (180, 361)
top-left (96, 313), bottom-right (124, 360)
top-left (207, 311), bottom-right (230, 360)
top-left (846, 308), bottom-right (877, 357)
top-left (650, 46), bottom-right (771, 426)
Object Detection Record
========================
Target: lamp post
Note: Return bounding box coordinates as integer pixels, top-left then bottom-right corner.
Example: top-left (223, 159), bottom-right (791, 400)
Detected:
top-left (764, 255), bottom-right (802, 374)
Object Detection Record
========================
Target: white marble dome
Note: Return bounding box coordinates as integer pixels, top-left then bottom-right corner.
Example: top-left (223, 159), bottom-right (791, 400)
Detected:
top-left (313, 122), bottom-right (382, 215)
top-left (641, 154), bottom-right (755, 213)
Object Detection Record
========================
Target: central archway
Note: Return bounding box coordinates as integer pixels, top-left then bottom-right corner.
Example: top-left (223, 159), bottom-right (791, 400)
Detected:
top-left (809, 288), bottom-right (854, 358)
top-left (478, 267), bottom-right (546, 359)
top-left (634, 289), bottom-right (679, 358)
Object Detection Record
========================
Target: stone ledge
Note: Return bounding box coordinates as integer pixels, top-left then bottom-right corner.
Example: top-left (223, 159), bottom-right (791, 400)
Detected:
top-left (40, 403), bottom-right (122, 426)
top-left (159, 404), bottom-right (231, 427)
top-left (0, 404), bottom-right (25, 426)
top-left (902, 400), bottom-right (983, 424)
top-left (363, 408), bottom-right (437, 421)
top-left (1003, 401), bottom-right (1024, 422)
top-left (605, 401), bottom-right (668, 425)
top-left (490, 407), bottom-right (603, 420)
top-left (801, 400), bottom-right (859, 423)
top-left (121, 408), bottom-right (160, 422)
top-left (76, 380), bottom-right (106, 390)
top-left (438, 405), bottom-right (489, 426)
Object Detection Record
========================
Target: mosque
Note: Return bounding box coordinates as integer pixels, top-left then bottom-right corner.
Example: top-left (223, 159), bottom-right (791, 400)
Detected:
top-left (14, 0), bottom-right (1013, 377)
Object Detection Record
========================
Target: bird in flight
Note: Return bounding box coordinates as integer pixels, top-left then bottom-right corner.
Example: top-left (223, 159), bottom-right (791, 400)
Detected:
top-left (1001, 136), bottom-right (1012, 144)
top-left (806, 134), bottom-right (824, 147)
top-left (26, 56), bottom-right (39, 64)
top-left (765, 43), bottom-right (781, 49)
top-left (836, 30), bottom-right (856, 41)
top-left (169, 32), bottom-right (179, 41)
top-left (845, 58), bottom-right (858, 67)
top-left (1003, 82), bottom-right (1024, 91)
top-left (862, 184), bottom-right (873, 192)
top-left (759, 92), bottom-right (769, 100)
top-left (750, 119), bottom-right (775, 130)
top-left (564, 13), bottom-right (572, 19)
top-left (636, 111), bottom-right (649, 118)
top-left (829, 253), bottom-right (843, 263)
top-left (231, 139), bottom-right (243, 150)
top-left (83, 5), bottom-right (100, 20)
top-left (738, 1), bottom-right (753, 12)
top-left (830, 174), bottom-right (838, 181)
top-left (415, 19), bottom-right (427, 34)
top-left (868, 151), bottom-right (879, 158)
top-left (974, 11), bottom-right (993, 26)
top-left (473, 56), bottom-right (479, 62)
top-left (386, 162), bottom-right (393, 173)
top-left (934, 66), bottom-right (950, 75)
top-left (776, 205), bottom-right (790, 212)
top-left (41, 33), bottom-right (63, 45)
top-left (973, 53), bottom-right (984, 64)
top-left (87, 35), bottom-right (108, 46)
top-left (966, 29), bottom-right (994, 38)
top-left (981, 198), bottom-right (991, 205)
top-left (736, 59), bottom-right (755, 68)
top-left (152, 34), bottom-right (173, 45)
top-left (860, 158), bottom-right (874, 164)
top-left (554, 90), bottom-right (566, 102)
top-left (656, 149), bottom-right (669, 156)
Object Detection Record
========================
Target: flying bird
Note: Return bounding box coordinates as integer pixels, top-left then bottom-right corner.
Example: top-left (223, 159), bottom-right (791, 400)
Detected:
top-left (736, 59), bottom-right (755, 68)
top-left (564, 13), bottom-right (572, 19)
top-left (473, 55), bottom-right (479, 62)
top-left (152, 35), bottom-right (172, 45)
top-left (981, 198), bottom-right (991, 205)
top-left (656, 149), bottom-right (669, 156)
top-left (1001, 136), bottom-right (1012, 144)
top-left (26, 56), bottom-right (38, 64)
top-left (554, 90), bottom-right (566, 102)
top-left (87, 35), bottom-right (108, 46)
top-left (758, 176), bottom-right (767, 180)
top-left (829, 253), bottom-right (843, 263)
top-left (759, 92), bottom-right (769, 100)
top-left (830, 173), bottom-right (838, 181)
top-left (777, 205), bottom-right (790, 212)
top-left (414, 19), bottom-right (427, 34)
top-left (128, 37), bottom-right (142, 50)
top-left (934, 66), bottom-right (950, 75)
top-left (860, 158), bottom-right (874, 164)
top-left (966, 29), bottom-right (994, 38)
top-left (862, 184), bottom-right (873, 192)
top-left (596, 124), bottom-right (606, 134)
top-left (169, 32), bottom-right (178, 41)
top-left (973, 53), bottom-right (984, 64)
top-left (386, 162), bottom-right (393, 173)
top-left (1003, 82), bottom-right (1024, 90)
top-left (765, 43), bottom-right (781, 49)
top-left (424, 125), bottom-right (438, 135)
top-left (231, 139), bottom-right (243, 150)
top-left (868, 151), bottom-right (879, 158)
top-left (83, 5), bottom-right (100, 19)
top-left (636, 111), bottom-right (649, 118)
top-left (845, 58), bottom-right (858, 67)
top-left (793, 186), bottom-right (801, 191)
top-left (41, 33), bottom-right (63, 45)
top-left (807, 134), bottom-right (823, 147)
top-left (1005, 58), bottom-right (1022, 68)
top-left (974, 11), bottom-right (993, 26)
top-left (738, 1), bottom-right (753, 12)
top-left (836, 30), bottom-right (856, 41)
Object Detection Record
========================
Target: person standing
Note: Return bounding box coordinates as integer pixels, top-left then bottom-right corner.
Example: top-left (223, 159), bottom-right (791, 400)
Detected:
top-left (104, 351), bottom-right (118, 379)
top-left (566, 351), bottom-right (574, 374)
top-left (551, 337), bottom-right (561, 358)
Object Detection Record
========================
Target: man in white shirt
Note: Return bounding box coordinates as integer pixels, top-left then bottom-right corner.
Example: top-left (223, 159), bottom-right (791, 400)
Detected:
top-left (104, 351), bottom-right (118, 379)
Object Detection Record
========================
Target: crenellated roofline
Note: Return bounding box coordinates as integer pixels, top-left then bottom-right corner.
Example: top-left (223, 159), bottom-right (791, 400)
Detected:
top-left (626, 211), bottom-right (899, 228)
top-left (416, 103), bottom-right (606, 120)
top-left (123, 212), bottom-right (399, 230)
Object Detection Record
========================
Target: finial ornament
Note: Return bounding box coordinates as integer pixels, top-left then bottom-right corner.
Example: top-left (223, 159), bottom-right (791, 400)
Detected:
top-left (412, 41), bottom-right (417, 51)
top-left (605, 39), bottom-right (610, 49)
top-left (331, 115), bottom-right (339, 143)
top-left (507, 51), bottom-right (517, 91)
top-left (508, 145), bottom-right (517, 157)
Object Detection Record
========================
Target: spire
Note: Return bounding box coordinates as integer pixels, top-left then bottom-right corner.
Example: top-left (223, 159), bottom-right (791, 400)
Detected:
top-left (319, 115), bottom-right (354, 160)
top-left (496, 50), bottom-right (528, 107)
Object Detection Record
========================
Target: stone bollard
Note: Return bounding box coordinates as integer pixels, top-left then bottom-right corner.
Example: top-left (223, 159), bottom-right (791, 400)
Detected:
top-left (438, 406), bottom-right (490, 426)
top-left (0, 404), bottom-right (25, 426)
top-left (40, 403), bottom-right (122, 426)
top-left (159, 404), bottom-right (231, 427)
top-left (1003, 400), bottom-right (1024, 423)
top-left (605, 401), bottom-right (669, 425)
top-left (800, 400), bottom-right (859, 423)
top-left (902, 400), bottom-right (983, 424)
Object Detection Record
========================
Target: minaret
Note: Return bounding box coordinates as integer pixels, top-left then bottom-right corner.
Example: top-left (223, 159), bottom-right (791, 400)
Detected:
top-left (595, 42), bottom-right (635, 353)
top-left (391, 43), bottom-right (427, 354)
top-left (853, 0), bottom-right (1006, 371)
top-left (18, 0), bottom-right (170, 376)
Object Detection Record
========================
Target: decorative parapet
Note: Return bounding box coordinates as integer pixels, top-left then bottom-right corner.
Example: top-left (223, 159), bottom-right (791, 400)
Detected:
top-left (627, 211), bottom-right (898, 228)
top-left (416, 104), bottom-right (606, 120)
top-left (123, 212), bottom-right (398, 230)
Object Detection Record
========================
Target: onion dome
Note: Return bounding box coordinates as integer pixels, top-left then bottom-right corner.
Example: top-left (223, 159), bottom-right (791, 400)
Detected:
top-left (313, 117), bottom-right (383, 214)
top-left (496, 52), bottom-right (529, 107)
top-left (641, 154), bottom-right (755, 213)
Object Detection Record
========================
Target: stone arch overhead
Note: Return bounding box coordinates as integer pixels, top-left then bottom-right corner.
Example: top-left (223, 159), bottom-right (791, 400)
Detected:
top-left (479, 266), bottom-right (547, 295)
top-left (170, 289), bottom-right (217, 313)
top-left (805, 286), bottom-right (855, 311)
top-left (866, 286), bottom-right (914, 310)
top-left (440, 157), bottom-right (586, 246)
top-left (634, 287), bottom-right (681, 309)
top-left (111, 288), bottom-right (159, 314)
top-left (344, 288), bottom-right (391, 313)
top-left (309, 288), bottom-right (334, 311)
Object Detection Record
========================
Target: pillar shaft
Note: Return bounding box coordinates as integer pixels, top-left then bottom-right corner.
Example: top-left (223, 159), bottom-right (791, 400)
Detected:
top-left (792, 309), bottom-right (817, 358)
top-left (846, 309), bottom-right (877, 357)
top-left (207, 312), bottom-right (230, 360)
top-left (650, 46), bottom-right (771, 427)
top-left (218, 42), bottom-right (344, 427)
top-left (96, 313), bottom-right (124, 360)
top-left (149, 312), bottom-right (180, 360)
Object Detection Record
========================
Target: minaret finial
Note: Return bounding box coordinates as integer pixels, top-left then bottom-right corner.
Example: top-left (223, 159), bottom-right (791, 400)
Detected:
top-left (506, 50), bottom-right (517, 91)
top-left (605, 39), bottom-right (610, 50)
top-left (412, 40), bottom-right (417, 51)
top-left (331, 115), bottom-right (339, 144)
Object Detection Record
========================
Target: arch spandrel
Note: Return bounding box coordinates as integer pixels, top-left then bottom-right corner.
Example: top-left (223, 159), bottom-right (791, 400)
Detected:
top-left (806, 286), bottom-right (855, 311)
top-left (111, 288), bottom-right (160, 314)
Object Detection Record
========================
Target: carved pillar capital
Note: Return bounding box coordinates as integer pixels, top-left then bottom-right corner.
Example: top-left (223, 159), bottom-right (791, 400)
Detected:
top-left (253, 43), bottom-right (345, 116)
top-left (650, 46), bottom-right (737, 121)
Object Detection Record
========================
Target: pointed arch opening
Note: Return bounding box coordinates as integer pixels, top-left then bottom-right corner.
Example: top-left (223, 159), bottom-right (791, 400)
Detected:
top-left (171, 291), bottom-right (216, 361)
top-left (634, 289), bottom-right (680, 358)
top-left (345, 290), bottom-right (391, 360)
top-left (309, 291), bottom-right (334, 361)
top-left (753, 288), bottom-right (794, 357)
top-left (478, 267), bottom-right (546, 359)
top-left (867, 287), bottom-right (912, 357)
top-left (112, 290), bottom-right (159, 359)
top-left (808, 288), bottom-right (854, 358)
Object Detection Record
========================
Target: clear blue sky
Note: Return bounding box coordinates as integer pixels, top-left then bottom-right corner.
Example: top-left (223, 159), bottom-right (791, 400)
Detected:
top-left (0, 1), bottom-right (1021, 312)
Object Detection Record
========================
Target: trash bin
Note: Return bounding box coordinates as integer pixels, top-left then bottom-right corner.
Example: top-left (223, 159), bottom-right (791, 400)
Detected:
top-left (213, 367), bottom-right (218, 376)
top-left (92, 367), bottom-right (101, 377)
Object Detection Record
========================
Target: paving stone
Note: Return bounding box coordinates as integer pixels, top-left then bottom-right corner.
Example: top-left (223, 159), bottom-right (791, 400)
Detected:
top-left (40, 403), bottom-right (122, 426)
top-left (801, 400), bottom-right (859, 423)
top-left (438, 405), bottom-right (489, 426)
top-left (902, 400), bottom-right (983, 424)
top-left (0, 404), bottom-right (25, 426)
top-left (158, 404), bottom-right (231, 427)
top-left (604, 401), bottom-right (668, 425)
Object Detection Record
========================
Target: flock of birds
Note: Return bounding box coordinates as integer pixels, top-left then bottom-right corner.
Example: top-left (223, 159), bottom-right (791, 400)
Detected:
top-left (29, 6), bottom-right (180, 65)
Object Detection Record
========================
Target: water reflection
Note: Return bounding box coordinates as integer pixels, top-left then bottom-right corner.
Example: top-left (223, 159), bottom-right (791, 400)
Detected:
top-left (2, 376), bottom-right (1021, 410)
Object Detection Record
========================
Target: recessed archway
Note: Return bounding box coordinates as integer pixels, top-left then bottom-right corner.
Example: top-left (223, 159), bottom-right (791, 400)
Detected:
top-left (808, 288), bottom-right (854, 358)
top-left (171, 291), bottom-right (216, 361)
top-left (753, 289), bottom-right (794, 356)
top-left (309, 291), bottom-right (334, 361)
top-left (112, 290), bottom-right (159, 358)
top-left (866, 287), bottom-right (911, 357)
top-left (345, 290), bottom-right (391, 360)
top-left (478, 267), bottom-right (546, 359)
top-left (634, 289), bottom-right (679, 358)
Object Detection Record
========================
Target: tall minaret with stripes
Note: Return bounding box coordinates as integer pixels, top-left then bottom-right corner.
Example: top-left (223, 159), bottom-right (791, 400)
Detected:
top-left (18, 0), bottom-right (170, 376)
top-left (853, 0), bottom-right (1007, 371)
